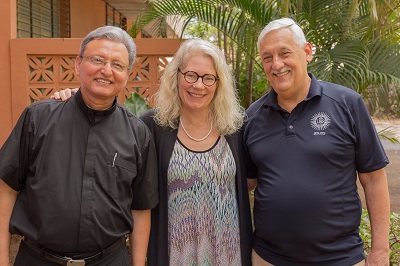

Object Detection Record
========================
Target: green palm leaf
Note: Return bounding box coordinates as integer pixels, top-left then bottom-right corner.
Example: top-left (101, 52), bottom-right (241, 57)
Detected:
top-left (131, 0), bottom-right (400, 117)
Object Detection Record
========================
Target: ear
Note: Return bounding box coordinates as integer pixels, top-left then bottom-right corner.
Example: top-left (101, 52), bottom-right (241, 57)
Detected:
top-left (122, 69), bottom-right (132, 87)
top-left (75, 56), bottom-right (82, 76)
top-left (304, 42), bottom-right (313, 63)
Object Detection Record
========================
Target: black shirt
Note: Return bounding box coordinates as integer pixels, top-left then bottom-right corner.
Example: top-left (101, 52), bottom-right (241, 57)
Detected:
top-left (0, 90), bottom-right (158, 253)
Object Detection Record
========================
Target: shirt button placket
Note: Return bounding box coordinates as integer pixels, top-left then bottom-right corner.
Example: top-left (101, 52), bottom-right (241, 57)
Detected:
top-left (287, 120), bottom-right (296, 137)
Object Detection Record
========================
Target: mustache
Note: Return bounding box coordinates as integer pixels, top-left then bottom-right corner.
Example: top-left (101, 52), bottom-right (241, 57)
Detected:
top-left (271, 67), bottom-right (291, 75)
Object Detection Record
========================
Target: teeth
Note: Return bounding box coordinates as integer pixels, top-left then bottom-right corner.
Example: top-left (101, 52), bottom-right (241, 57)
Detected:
top-left (275, 70), bottom-right (289, 76)
top-left (189, 92), bottom-right (204, 98)
top-left (97, 79), bottom-right (112, 84)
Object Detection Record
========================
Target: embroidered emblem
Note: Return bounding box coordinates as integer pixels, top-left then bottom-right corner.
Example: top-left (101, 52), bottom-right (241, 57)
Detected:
top-left (310, 112), bottom-right (331, 131)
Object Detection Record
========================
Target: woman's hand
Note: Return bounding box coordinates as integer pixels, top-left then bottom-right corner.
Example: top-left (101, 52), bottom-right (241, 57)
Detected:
top-left (51, 88), bottom-right (79, 101)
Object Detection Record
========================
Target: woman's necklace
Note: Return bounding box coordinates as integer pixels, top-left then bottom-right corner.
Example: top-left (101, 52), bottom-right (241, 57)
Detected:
top-left (180, 118), bottom-right (213, 142)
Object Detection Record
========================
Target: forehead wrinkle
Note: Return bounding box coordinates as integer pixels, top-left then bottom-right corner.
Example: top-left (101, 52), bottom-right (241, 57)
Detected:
top-left (261, 44), bottom-right (293, 57)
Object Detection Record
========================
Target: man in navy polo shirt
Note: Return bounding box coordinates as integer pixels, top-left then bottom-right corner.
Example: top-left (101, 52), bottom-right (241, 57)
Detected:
top-left (243, 18), bottom-right (390, 266)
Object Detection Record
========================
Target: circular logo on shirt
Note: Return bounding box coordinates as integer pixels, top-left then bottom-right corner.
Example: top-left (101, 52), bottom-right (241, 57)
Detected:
top-left (310, 112), bottom-right (331, 131)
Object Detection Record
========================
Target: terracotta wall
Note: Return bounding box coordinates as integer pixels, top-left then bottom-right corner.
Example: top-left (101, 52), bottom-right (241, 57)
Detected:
top-left (0, 0), bottom-right (182, 147)
top-left (0, 0), bottom-right (16, 146)
top-left (2, 38), bottom-right (181, 147)
top-left (70, 0), bottom-right (106, 38)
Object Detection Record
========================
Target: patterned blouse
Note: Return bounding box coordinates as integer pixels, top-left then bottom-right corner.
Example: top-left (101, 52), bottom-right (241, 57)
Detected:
top-left (167, 136), bottom-right (241, 266)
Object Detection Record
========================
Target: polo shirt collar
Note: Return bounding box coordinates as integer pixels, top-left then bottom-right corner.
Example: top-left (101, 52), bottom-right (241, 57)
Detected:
top-left (305, 73), bottom-right (322, 100)
top-left (264, 72), bottom-right (322, 108)
top-left (75, 89), bottom-right (117, 124)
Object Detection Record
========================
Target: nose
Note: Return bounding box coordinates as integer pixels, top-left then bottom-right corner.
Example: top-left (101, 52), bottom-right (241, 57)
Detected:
top-left (192, 77), bottom-right (205, 88)
top-left (271, 57), bottom-right (285, 70)
top-left (100, 62), bottom-right (113, 74)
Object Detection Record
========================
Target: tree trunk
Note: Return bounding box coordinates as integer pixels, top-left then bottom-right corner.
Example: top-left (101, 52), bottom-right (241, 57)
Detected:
top-left (246, 58), bottom-right (254, 107)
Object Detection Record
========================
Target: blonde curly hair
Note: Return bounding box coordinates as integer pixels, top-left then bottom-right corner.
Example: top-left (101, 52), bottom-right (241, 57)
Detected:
top-left (153, 39), bottom-right (245, 135)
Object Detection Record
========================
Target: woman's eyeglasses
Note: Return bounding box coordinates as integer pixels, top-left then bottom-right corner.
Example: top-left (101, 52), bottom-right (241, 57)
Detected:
top-left (178, 69), bottom-right (219, 86)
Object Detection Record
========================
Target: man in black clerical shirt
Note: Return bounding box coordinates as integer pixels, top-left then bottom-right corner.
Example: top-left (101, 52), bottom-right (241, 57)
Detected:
top-left (0, 26), bottom-right (158, 266)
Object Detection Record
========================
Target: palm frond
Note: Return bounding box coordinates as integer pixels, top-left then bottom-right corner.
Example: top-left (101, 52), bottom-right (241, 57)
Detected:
top-left (132, 0), bottom-right (278, 58)
top-left (310, 42), bottom-right (369, 92)
top-left (130, 0), bottom-right (400, 116)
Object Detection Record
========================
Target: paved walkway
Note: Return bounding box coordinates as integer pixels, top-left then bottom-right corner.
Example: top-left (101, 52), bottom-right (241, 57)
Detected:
top-left (373, 118), bottom-right (400, 150)
top-left (358, 118), bottom-right (400, 213)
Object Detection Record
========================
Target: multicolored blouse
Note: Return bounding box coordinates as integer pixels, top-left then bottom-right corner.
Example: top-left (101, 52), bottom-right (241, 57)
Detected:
top-left (167, 136), bottom-right (241, 266)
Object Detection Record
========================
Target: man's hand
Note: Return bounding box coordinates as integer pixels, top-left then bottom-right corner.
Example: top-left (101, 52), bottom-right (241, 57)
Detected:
top-left (51, 88), bottom-right (79, 101)
top-left (0, 180), bottom-right (18, 266)
top-left (366, 249), bottom-right (390, 265)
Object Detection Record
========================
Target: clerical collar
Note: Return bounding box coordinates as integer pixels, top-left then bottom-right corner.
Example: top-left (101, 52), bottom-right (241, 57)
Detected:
top-left (75, 89), bottom-right (118, 124)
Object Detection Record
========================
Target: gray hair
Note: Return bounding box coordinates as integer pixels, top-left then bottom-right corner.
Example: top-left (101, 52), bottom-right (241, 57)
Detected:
top-left (257, 18), bottom-right (307, 53)
top-left (79, 26), bottom-right (136, 71)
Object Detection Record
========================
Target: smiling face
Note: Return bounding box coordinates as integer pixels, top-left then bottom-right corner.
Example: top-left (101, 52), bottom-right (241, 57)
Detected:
top-left (178, 54), bottom-right (218, 113)
top-left (259, 28), bottom-right (312, 97)
top-left (75, 39), bottom-right (130, 109)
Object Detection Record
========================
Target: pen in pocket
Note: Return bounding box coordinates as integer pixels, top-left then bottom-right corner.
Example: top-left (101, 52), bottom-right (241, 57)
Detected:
top-left (112, 153), bottom-right (117, 167)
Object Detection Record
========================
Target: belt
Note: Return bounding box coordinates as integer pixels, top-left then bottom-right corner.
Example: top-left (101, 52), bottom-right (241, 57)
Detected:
top-left (23, 237), bottom-right (125, 265)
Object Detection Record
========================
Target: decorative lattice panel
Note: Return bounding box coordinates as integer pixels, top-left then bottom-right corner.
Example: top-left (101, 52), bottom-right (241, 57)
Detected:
top-left (60, 56), bottom-right (80, 82)
top-left (28, 57), bottom-right (55, 83)
top-left (27, 54), bottom-right (170, 105)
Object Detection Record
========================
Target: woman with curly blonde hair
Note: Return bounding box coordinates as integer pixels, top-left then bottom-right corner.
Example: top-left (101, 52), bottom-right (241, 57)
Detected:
top-left (153, 39), bottom-right (244, 135)
top-left (141, 39), bottom-right (252, 266)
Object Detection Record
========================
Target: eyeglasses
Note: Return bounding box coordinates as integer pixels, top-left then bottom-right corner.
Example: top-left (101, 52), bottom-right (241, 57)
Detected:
top-left (178, 69), bottom-right (219, 86)
top-left (81, 55), bottom-right (128, 72)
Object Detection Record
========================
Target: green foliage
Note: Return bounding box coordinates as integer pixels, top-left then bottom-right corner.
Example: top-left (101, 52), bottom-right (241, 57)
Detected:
top-left (124, 92), bottom-right (151, 117)
top-left (237, 62), bottom-right (268, 107)
top-left (131, 0), bottom-right (278, 107)
top-left (132, 0), bottom-right (400, 119)
top-left (302, 1), bottom-right (400, 118)
top-left (184, 19), bottom-right (219, 40)
top-left (359, 209), bottom-right (400, 265)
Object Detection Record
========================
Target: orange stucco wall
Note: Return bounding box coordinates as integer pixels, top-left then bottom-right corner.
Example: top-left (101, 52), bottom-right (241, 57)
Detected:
top-left (0, 0), bottom-right (108, 146)
top-left (0, 0), bottom-right (182, 147)
top-left (0, 0), bottom-right (16, 146)
top-left (1, 37), bottom-right (182, 147)
top-left (70, 0), bottom-right (107, 38)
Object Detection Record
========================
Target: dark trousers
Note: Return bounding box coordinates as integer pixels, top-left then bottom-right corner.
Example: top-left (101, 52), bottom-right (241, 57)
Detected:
top-left (14, 240), bottom-right (131, 266)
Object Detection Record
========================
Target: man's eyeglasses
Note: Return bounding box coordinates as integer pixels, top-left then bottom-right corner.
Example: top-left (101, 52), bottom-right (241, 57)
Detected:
top-left (81, 55), bottom-right (128, 72)
top-left (178, 69), bottom-right (219, 86)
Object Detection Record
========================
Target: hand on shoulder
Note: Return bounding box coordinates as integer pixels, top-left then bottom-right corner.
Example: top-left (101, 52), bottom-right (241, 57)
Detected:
top-left (51, 88), bottom-right (79, 101)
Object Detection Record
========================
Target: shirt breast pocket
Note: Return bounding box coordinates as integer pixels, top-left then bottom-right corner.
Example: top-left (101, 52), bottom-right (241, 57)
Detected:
top-left (105, 155), bottom-right (137, 200)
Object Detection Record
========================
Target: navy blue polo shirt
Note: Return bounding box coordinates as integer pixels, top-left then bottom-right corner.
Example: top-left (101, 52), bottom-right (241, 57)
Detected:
top-left (243, 73), bottom-right (388, 265)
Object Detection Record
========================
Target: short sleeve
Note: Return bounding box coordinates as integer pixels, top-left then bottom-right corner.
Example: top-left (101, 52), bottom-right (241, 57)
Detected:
top-left (352, 97), bottom-right (389, 172)
top-left (130, 123), bottom-right (159, 210)
top-left (0, 108), bottom-right (33, 191)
